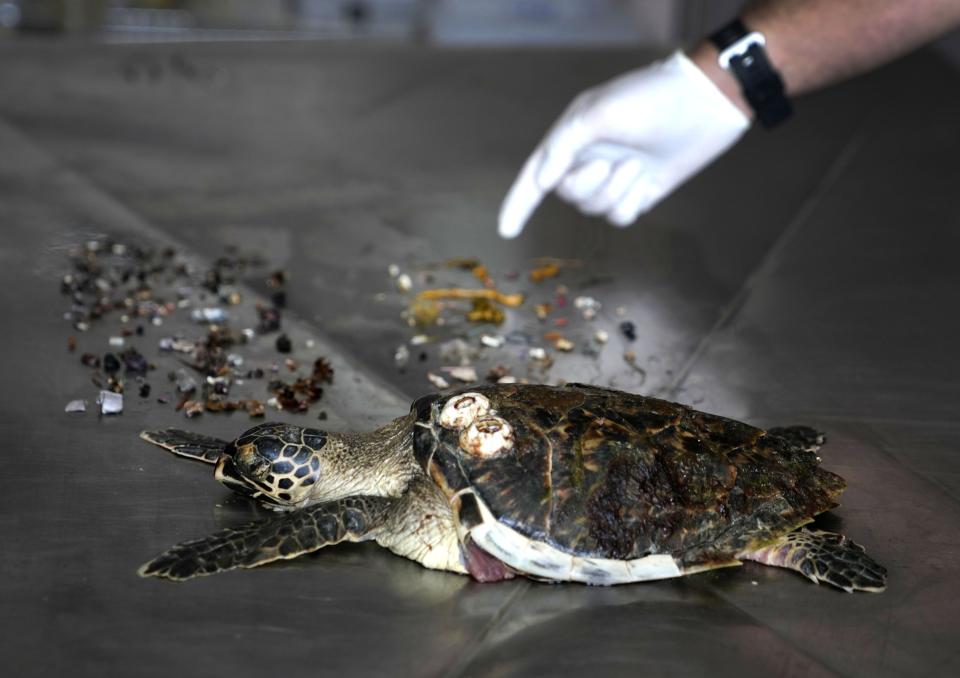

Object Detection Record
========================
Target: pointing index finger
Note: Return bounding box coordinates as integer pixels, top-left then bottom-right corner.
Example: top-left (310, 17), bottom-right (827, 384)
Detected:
top-left (498, 149), bottom-right (547, 239)
top-left (498, 116), bottom-right (591, 239)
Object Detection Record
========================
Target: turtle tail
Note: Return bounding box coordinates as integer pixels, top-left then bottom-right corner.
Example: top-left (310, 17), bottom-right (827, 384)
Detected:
top-left (140, 429), bottom-right (229, 465)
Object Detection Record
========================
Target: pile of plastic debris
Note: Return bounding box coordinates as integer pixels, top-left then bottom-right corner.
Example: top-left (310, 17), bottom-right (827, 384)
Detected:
top-left (61, 237), bottom-right (333, 418)
top-left (383, 257), bottom-right (643, 390)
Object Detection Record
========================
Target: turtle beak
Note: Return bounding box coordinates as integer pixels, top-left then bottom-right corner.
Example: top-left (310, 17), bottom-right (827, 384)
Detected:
top-left (214, 455), bottom-right (231, 483)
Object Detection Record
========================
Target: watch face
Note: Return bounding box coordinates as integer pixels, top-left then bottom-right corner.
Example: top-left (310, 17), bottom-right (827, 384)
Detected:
top-left (717, 32), bottom-right (767, 70)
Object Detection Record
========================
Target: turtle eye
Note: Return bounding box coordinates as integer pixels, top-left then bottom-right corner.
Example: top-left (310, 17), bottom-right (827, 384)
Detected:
top-left (233, 443), bottom-right (272, 480)
top-left (248, 457), bottom-right (271, 480)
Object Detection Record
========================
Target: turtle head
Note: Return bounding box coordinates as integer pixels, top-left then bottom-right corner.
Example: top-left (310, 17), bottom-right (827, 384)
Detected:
top-left (214, 424), bottom-right (326, 507)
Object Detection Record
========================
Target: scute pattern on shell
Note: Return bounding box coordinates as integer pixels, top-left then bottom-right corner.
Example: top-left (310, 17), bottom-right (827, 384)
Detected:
top-left (412, 384), bottom-right (845, 568)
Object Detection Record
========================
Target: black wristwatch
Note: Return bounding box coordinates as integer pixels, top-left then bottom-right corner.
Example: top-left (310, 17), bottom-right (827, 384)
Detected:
top-left (709, 19), bottom-right (792, 128)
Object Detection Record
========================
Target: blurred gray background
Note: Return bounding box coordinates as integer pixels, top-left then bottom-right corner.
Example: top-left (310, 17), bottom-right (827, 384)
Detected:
top-left (4, 1), bottom-right (958, 65)
top-left (4, 1), bottom-right (744, 43)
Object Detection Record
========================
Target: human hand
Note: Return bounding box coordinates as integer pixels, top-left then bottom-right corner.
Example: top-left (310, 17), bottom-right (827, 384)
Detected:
top-left (498, 51), bottom-right (750, 238)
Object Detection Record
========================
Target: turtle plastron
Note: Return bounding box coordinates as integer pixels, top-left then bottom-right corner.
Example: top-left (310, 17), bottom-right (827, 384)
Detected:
top-left (455, 489), bottom-right (683, 585)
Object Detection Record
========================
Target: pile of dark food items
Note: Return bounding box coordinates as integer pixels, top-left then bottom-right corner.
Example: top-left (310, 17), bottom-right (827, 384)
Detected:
top-left (61, 237), bottom-right (333, 418)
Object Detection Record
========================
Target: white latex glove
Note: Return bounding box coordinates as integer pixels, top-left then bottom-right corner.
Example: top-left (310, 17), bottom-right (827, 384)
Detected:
top-left (498, 51), bottom-right (750, 238)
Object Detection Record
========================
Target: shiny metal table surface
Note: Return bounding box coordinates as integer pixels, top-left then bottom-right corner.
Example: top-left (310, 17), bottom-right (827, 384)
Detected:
top-left (1, 41), bottom-right (958, 677)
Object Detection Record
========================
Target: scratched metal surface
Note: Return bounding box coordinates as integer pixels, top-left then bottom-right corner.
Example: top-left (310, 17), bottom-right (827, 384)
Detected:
top-left (0, 41), bottom-right (958, 677)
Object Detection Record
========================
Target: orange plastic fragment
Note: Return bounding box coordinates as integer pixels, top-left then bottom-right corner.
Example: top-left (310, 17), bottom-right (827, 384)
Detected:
top-left (416, 288), bottom-right (525, 307)
top-left (529, 263), bottom-right (560, 282)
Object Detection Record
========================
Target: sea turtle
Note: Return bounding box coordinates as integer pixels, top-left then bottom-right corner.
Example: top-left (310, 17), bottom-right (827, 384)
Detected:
top-left (139, 383), bottom-right (886, 592)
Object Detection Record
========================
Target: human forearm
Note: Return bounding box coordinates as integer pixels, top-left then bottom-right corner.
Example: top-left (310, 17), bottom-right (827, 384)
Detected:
top-left (497, 0), bottom-right (960, 236)
top-left (689, 0), bottom-right (960, 117)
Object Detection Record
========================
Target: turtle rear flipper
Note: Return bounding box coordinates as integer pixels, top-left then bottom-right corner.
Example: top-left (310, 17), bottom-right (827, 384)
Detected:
top-left (743, 529), bottom-right (887, 593)
top-left (140, 429), bottom-right (229, 464)
top-left (139, 495), bottom-right (397, 580)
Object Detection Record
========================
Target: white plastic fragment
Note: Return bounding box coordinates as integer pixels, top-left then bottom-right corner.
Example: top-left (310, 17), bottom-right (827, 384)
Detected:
top-left (191, 307), bottom-right (229, 323)
top-left (108, 336), bottom-right (126, 348)
top-left (440, 338), bottom-right (478, 366)
top-left (480, 334), bottom-right (505, 348)
top-left (97, 390), bottom-right (123, 415)
top-left (575, 296), bottom-right (596, 308)
top-left (528, 347), bottom-right (547, 361)
top-left (444, 366), bottom-right (478, 383)
top-left (395, 274), bottom-right (413, 293)
top-left (594, 330), bottom-right (609, 344)
top-left (574, 296), bottom-right (602, 320)
top-left (427, 372), bottom-right (450, 389)
top-left (387, 264), bottom-right (401, 278)
top-left (159, 337), bottom-right (196, 353)
top-left (394, 344), bottom-right (410, 368)
top-left (410, 334), bottom-right (431, 346)
top-left (65, 399), bottom-right (86, 413)
top-left (175, 369), bottom-right (197, 394)
top-left (497, 375), bottom-right (518, 384)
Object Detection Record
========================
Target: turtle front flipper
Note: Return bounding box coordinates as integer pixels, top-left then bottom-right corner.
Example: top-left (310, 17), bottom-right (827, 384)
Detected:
top-left (742, 529), bottom-right (887, 593)
top-left (140, 429), bottom-right (229, 464)
top-left (139, 496), bottom-right (397, 581)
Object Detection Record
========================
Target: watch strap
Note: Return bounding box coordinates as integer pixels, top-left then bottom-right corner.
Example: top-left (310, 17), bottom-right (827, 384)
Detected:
top-left (710, 19), bottom-right (792, 128)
